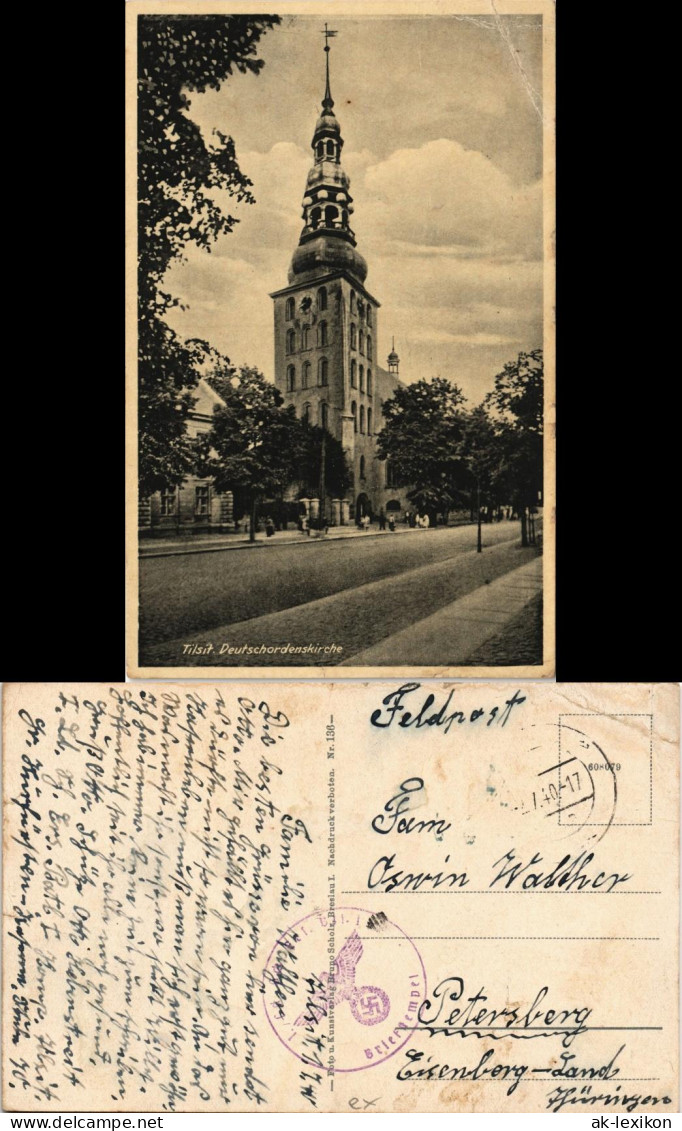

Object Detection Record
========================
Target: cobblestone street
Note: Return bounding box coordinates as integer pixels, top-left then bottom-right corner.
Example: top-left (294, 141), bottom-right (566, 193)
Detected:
top-left (138, 522), bottom-right (542, 667)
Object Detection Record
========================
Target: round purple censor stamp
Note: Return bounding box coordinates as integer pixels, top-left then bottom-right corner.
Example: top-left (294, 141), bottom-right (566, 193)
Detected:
top-left (263, 906), bottom-right (426, 1073)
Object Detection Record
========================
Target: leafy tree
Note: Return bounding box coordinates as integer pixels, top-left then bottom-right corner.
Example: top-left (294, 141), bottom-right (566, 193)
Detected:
top-left (487, 348), bottom-right (543, 432)
top-left (460, 406), bottom-right (503, 496)
top-left (200, 366), bottom-right (300, 541)
top-left (137, 14), bottom-right (280, 497)
top-left (458, 405), bottom-right (506, 548)
top-left (485, 349), bottom-right (543, 546)
top-left (376, 377), bottom-right (468, 518)
top-left (294, 421), bottom-right (352, 503)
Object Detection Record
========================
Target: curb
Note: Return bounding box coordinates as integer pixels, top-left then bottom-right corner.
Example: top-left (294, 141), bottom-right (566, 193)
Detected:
top-left (139, 523), bottom-right (478, 560)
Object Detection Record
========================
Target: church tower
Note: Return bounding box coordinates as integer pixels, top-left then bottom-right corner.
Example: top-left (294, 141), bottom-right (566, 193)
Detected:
top-left (271, 28), bottom-right (381, 520)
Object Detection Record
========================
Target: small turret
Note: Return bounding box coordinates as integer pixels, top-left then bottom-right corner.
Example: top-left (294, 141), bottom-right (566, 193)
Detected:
top-left (387, 337), bottom-right (400, 375)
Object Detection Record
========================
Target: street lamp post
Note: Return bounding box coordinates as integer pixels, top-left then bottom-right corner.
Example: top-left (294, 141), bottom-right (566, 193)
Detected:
top-left (476, 474), bottom-right (482, 553)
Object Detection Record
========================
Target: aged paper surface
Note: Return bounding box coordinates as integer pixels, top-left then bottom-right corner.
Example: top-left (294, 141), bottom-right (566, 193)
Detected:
top-left (126, 0), bottom-right (556, 679)
top-left (3, 681), bottom-right (677, 1113)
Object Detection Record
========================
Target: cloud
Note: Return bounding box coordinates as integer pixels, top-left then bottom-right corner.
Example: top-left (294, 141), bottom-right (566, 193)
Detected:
top-left (407, 329), bottom-right (521, 347)
top-left (164, 135), bottom-right (543, 402)
top-left (357, 138), bottom-right (542, 258)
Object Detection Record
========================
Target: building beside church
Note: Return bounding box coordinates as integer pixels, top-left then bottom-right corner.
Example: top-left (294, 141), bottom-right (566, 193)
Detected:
top-left (138, 377), bottom-right (235, 537)
top-left (270, 36), bottom-right (410, 525)
top-left (140, 34), bottom-right (410, 537)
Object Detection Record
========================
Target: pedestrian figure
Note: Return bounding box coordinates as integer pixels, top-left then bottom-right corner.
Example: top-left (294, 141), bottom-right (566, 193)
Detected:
top-left (362, 512), bottom-right (371, 532)
top-left (388, 515), bottom-right (396, 532)
top-left (265, 516), bottom-right (275, 538)
top-left (379, 508), bottom-right (386, 531)
top-left (301, 513), bottom-right (310, 536)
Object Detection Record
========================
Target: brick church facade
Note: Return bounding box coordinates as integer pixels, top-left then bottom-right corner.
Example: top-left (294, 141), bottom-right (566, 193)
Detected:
top-left (140, 35), bottom-right (410, 537)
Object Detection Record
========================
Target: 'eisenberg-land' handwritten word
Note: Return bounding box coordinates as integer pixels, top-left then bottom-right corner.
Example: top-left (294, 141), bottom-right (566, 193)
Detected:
top-left (370, 684), bottom-right (526, 733)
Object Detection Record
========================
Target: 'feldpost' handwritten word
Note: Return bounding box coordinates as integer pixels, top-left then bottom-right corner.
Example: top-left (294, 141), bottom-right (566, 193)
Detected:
top-left (370, 684), bottom-right (526, 733)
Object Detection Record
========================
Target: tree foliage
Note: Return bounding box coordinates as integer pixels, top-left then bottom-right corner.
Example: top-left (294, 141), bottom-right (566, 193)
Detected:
top-left (485, 349), bottom-right (543, 511)
top-left (486, 348), bottom-right (543, 434)
top-left (137, 14), bottom-right (280, 497)
top-left (376, 354), bottom-right (543, 542)
top-left (200, 363), bottom-right (350, 536)
top-left (293, 421), bottom-right (352, 501)
top-left (459, 405), bottom-right (506, 500)
top-left (376, 377), bottom-right (468, 514)
top-left (203, 367), bottom-right (299, 501)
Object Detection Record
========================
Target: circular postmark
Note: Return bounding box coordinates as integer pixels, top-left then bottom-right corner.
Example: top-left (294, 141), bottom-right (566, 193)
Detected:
top-left (488, 722), bottom-right (618, 848)
top-left (263, 906), bottom-right (426, 1073)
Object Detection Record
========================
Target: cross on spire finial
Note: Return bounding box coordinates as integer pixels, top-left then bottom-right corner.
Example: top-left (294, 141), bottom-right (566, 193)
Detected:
top-left (321, 23), bottom-right (338, 110)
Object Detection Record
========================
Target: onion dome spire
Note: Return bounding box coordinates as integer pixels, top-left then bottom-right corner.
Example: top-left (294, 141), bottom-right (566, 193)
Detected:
top-left (289, 26), bottom-right (368, 286)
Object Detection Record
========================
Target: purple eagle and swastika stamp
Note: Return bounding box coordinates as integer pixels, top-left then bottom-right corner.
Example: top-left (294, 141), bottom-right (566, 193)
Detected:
top-left (263, 907), bottom-right (426, 1073)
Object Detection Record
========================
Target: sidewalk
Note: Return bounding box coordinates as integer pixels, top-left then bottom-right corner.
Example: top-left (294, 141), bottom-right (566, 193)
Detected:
top-left (340, 556), bottom-right (542, 666)
top-left (139, 520), bottom-right (475, 559)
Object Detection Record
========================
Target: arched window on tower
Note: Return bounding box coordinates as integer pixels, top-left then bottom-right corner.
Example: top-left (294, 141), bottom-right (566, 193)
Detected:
top-left (318, 321), bottom-right (328, 347)
top-left (286, 329), bottom-right (296, 354)
top-left (359, 329), bottom-right (364, 355)
top-left (286, 365), bottom-right (295, 392)
top-left (366, 335), bottom-right (373, 361)
top-left (366, 306), bottom-right (372, 328)
top-left (318, 357), bottom-right (328, 386)
top-left (302, 361), bottom-right (311, 388)
top-left (301, 326), bottom-right (309, 350)
top-left (302, 402), bottom-right (311, 423)
top-left (285, 297), bottom-right (295, 321)
top-left (317, 286), bottom-right (327, 311)
top-left (350, 323), bottom-right (357, 349)
top-left (324, 204), bottom-right (338, 228)
top-left (310, 205), bottom-right (322, 229)
top-left (320, 402), bottom-right (329, 429)
top-left (367, 369), bottom-right (372, 396)
top-left (316, 141), bottom-right (324, 160)
top-left (350, 291), bottom-right (356, 314)
top-left (359, 365), bottom-right (364, 392)
top-left (367, 408), bottom-right (372, 435)
top-left (360, 455), bottom-right (366, 480)
top-left (360, 405), bottom-right (365, 434)
top-left (351, 400), bottom-right (357, 433)
top-left (350, 359), bottom-right (357, 388)
top-left (326, 139), bottom-right (335, 157)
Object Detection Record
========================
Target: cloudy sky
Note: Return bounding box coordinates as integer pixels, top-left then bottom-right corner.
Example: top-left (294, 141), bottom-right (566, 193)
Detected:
top-left (163, 12), bottom-right (544, 404)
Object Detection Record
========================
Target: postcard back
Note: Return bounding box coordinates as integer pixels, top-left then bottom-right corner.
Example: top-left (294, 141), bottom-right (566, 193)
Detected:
top-left (2, 681), bottom-right (678, 1113)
